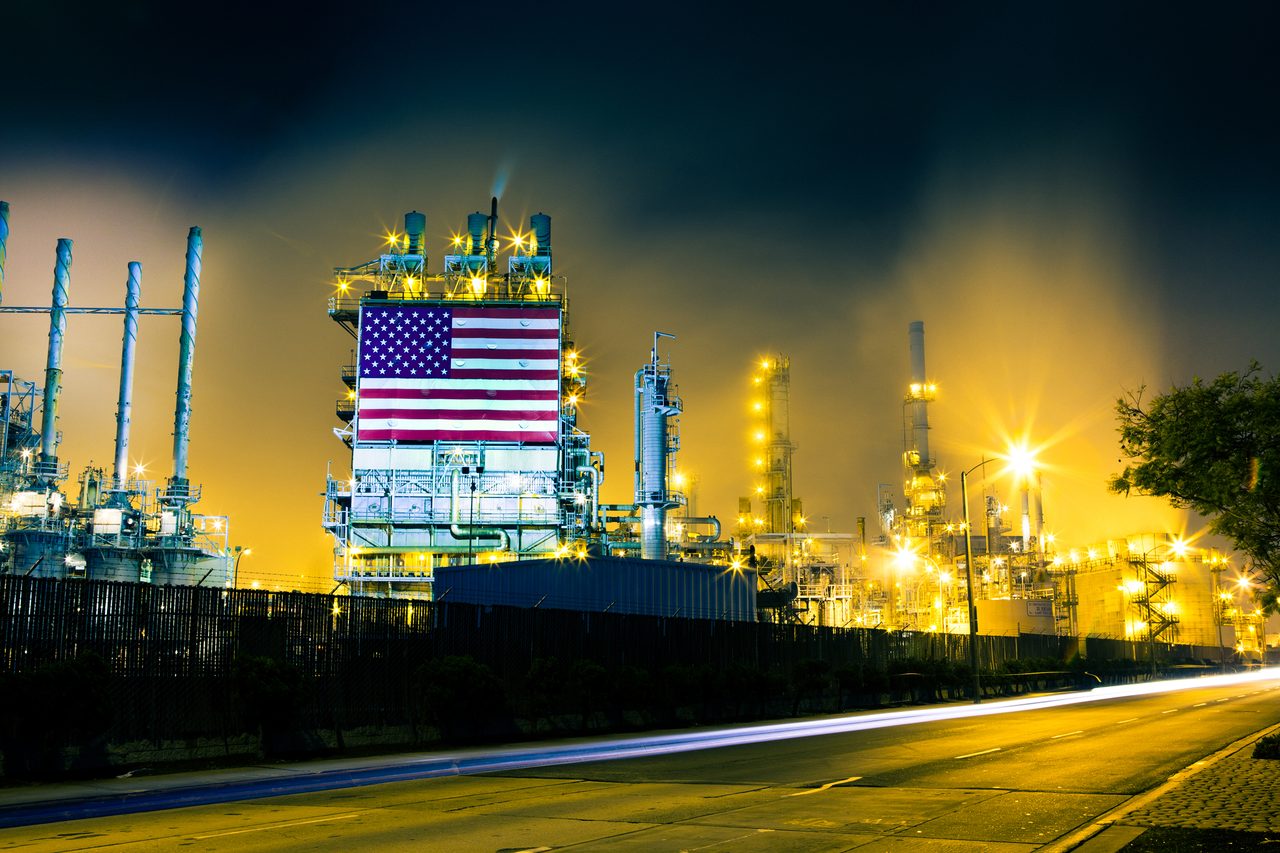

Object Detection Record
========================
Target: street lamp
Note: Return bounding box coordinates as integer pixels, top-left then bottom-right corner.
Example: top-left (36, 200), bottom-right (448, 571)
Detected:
top-left (959, 448), bottom-right (1036, 704)
top-left (232, 546), bottom-right (252, 588)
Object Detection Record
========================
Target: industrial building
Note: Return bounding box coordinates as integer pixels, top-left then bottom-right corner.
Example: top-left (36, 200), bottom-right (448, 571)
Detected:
top-left (321, 201), bottom-right (743, 616)
top-left (0, 201), bottom-right (230, 585)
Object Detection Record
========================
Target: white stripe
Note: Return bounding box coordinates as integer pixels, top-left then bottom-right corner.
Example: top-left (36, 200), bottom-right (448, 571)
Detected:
top-left (358, 418), bottom-right (554, 432)
top-left (361, 378), bottom-right (558, 391)
top-left (451, 338), bottom-right (560, 351)
top-left (449, 358), bottom-right (559, 371)
top-left (453, 317), bottom-right (560, 330)
top-left (358, 398), bottom-right (559, 411)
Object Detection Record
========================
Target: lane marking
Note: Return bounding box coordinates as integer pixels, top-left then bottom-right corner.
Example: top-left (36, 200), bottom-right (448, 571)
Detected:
top-left (1193, 703), bottom-right (1207, 707)
top-left (955, 747), bottom-right (1001, 759)
top-left (1115, 717), bottom-right (1139, 724)
top-left (1216, 698), bottom-right (1231, 703)
top-left (1051, 730), bottom-right (1084, 739)
top-left (787, 775), bottom-right (862, 797)
top-left (192, 812), bottom-right (361, 839)
top-left (1161, 708), bottom-right (1179, 714)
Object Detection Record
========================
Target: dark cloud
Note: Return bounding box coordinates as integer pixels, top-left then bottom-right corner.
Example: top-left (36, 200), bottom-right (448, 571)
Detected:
top-left (2, 3), bottom-right (1278, 585)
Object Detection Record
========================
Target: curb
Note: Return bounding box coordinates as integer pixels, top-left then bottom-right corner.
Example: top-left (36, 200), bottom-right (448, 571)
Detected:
top-left (1039, 721), bottom-right (1280, 853)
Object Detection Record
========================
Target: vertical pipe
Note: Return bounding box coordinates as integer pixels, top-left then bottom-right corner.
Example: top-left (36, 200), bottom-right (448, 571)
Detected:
top-left (0, 201), bottom-right (10, 306)
top-left (39, 239), bottom-right (73, 474)
top-left (908, 321), bottom-right (930, 470)
top-left (114, 262), bottom-right (141, 490)
top-left (171, 227), bottom-right (202, 485)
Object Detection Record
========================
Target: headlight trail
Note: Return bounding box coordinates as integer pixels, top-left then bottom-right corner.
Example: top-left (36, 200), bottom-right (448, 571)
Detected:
top-left (4, 668), bottom-right (1277, 829)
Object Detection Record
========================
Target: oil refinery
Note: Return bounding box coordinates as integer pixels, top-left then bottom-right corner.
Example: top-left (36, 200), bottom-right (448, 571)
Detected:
top-left (0, 196), bottom-right (1272, 656)
top-left (0, 202), bottom-right (230, 585)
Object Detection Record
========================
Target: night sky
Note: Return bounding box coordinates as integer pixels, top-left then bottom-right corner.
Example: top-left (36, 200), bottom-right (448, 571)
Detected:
top-left (3, 3), bottom-right (1278, 588)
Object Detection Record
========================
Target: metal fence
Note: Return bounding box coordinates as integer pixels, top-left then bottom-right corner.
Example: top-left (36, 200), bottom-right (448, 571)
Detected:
top-left (0, 575), bottom-right (1231, 756)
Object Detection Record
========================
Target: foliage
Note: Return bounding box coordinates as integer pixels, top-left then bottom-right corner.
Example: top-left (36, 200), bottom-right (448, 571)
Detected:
top-left (1112, 365), bottom-right (1280, 608)
top-left (414, 655), bottom-right (509, 741)
top-left (1253, 733), bottom-right (1280, 760)
top-left (0, 652), bottom-right (114, 779)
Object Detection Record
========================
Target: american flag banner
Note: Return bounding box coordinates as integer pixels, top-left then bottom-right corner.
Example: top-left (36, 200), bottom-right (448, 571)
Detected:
top-left (355, 304), bottom-right (562, 443)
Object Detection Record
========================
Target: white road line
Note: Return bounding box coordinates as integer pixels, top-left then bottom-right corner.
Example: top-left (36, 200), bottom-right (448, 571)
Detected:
top-left (1194, 703), bottom-right (1207, 707)
top-left (786, 775), bottom-right (862, 796)
top-left (193, 812), bottom-right (362, 839)
top-left (1216, 698), bottom-right (1231, 702)
top-left (1051, 730), bottom-right (1084, 739)
top-left (955, 747), bottom-right (1002, 759)
top-left (1162, 709), bottom-right (1179, 714)
top-left (1115, 717), bottom-right (1140, 724)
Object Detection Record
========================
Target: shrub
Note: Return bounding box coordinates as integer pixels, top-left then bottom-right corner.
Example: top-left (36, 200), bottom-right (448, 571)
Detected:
top-left (1253, 733), bottom-right (1280, 760)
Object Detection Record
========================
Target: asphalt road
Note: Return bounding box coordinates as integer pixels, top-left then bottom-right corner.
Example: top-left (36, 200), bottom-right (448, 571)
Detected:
top-left (3, 675), bottom-right (1279, 852)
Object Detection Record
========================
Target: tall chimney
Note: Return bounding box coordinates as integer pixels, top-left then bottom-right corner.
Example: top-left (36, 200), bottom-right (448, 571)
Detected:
top-left (113, 262), bottom-right (141, 491)
top-left (908, 320), bottom-right (931, 470)
top-left (0, 201), bottom-right (10, 306)
top-left (39, 238), bottom-right (73, 482)
top-left (170, 227), bottom-right (202, 486)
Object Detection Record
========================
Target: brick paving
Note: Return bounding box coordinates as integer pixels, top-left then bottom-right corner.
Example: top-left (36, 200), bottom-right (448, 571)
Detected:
top-left (1120, 730), bottom-right (1280, 834)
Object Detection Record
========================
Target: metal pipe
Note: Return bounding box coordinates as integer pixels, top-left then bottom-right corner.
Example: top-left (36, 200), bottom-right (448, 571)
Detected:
top-left (113, 262), bottom-right (141, 491)
top-left (486, 196), bottom-right (498, 264)
top-left (448, 469), bottom-right (509, 551)
top-left (39, 238), bottom-right (73, 474)
top-left (0, 201), bottom-right (10, 306)
top-left (404, 211), bottom-right (426, 255)
top-left (961, 468), bottom-right (982, 704)
top-left (171, 227), bottom-right (202, 484)
top-left (680, 516), bottom-right (722, 540)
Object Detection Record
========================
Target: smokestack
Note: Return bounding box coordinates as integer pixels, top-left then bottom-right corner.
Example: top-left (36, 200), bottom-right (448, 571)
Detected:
top-left (487, 196), bottom-right (498, 264)
top-left (39, 239), bottom-right (73, 480)
top-left (908, 320), bottom-right (931, 471)
top-left (530, 212), bottom-right (551, 256)
top-left (0, 201), bottom-right (9, 306)
top-left (404, 211), bottom-right (425, 255)
top-left (170, 227), bottom-right (202, 485)
top-left (113, 262), bottom-right (141, 491)
top-left (466, 212), bottom-right (487, 256)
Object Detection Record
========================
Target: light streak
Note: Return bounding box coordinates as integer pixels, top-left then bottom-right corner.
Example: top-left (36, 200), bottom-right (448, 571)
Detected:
top-left (6, 669), bottom-right (1277, 829)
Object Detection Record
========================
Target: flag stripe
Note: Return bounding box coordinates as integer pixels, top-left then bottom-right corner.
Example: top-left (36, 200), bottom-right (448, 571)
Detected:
top-left (359, 398), bottom-right (557, 412)
top-left (359, 407), bottom-right (554, 421)
top-left (451, 327), bottom-right (559, 339)
top-left (358, 428), bottom-right (559, 442)
top-left (452, 347), bottom-right (560, 359)
top-left (357, 387), bottom-right (559, 400)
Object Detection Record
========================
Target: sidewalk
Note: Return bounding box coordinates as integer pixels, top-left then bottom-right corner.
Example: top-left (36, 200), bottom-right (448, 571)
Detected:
top-left (1062, 722), bottom-right (1280, 852)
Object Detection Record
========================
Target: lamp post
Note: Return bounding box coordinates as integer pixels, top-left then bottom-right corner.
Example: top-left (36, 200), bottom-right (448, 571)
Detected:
top-left (960, 465), bottom-right (985, 704)
top-left (232, 546), bottom-right (251, 588)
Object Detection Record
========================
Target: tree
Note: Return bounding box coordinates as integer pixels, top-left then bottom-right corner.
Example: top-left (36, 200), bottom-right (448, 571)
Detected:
top-left (1111, 364), bottom-right (1280, 612)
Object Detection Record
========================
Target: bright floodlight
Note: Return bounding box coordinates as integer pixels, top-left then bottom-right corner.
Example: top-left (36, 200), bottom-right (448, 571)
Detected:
top-left (1005, 443), bottom-right (1038, 480)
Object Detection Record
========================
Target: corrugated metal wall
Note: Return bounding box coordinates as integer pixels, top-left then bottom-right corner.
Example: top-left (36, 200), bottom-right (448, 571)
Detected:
top-left (434, 557), bottom-right (756, 621)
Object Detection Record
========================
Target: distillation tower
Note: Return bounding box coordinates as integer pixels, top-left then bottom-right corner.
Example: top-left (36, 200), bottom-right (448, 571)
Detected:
top-left (0, 202), bottom-right (230, 584)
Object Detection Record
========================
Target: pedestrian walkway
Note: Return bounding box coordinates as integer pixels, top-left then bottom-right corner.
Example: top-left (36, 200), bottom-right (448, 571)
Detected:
top-left (1119, 724), bottom-right (1280, 834)
top-left (1058, 722), bottom-right (1280, 852)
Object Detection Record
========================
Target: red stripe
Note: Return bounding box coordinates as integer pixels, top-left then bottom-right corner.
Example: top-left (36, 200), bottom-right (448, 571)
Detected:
top-left (450, 327), bottom-right (559, 340)
top-left (451, 307), bottom-right (560, 320)
top-left (451, 368), bottom-right (560, 380)
top-left (358, 408), bottom-right (557, 421)
top-left (358, 388), bottom-right (559, 400)
top-left (451, 347), bottom-right (560, 360)
top-left (358, 429), bottom-right (559, 443)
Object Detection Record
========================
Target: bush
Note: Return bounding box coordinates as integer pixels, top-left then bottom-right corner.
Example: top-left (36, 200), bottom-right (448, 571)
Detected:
top-left (0, 652), bottom-right (114, 780)
top-left (415, 655), bottom-right (510, 742)
top-left (1253, 733), bottom-right (1280, 760)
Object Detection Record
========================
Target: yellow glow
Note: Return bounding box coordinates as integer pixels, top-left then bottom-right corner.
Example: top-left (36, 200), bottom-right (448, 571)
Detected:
top-left (404, 275), bottom-right (417, 289)
top-left (346, 390), bottom-right (355, 400)
top-left (1170, 537), bottom-right (1190, 558)
top-left (451, 234), bottom-right (464, 247)
top-left (133, 462), bottom-right (145, 475)
top-left (752, 401), bottom-right (764, 412)
top-left (469, 276), bottom-right (486, 294)
top-left (565, 394), bottom-right (579, 408)
top-left (532, 277), bottom-right (549, 292)
top-left (1004, 442), bottom-right (1038, 480)
top-left (753, 431), bottom-right (765, 442)
top-left (760, 359), bottom-right (770, 370)
top-left (332, 602), bottom-right (341, 617)
top-left (754, 485), bottom-right (765, 495)
top-left (672, 471), bottom-right (687, 488)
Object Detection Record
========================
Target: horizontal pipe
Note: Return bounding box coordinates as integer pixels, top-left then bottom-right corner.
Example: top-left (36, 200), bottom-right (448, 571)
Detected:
top-left (0, 306), bottom-right (181, 315)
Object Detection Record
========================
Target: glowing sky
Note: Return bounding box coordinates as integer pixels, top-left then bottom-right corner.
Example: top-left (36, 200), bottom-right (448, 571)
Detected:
top-left (2, 4), bottom-right (1278, 589)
